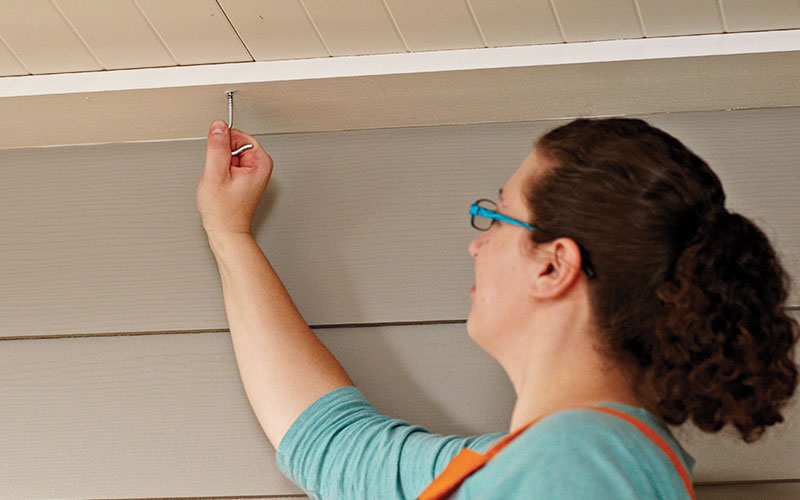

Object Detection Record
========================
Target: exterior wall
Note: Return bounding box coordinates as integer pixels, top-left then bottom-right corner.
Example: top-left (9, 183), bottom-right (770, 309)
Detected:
top-left (2, 107), bottom-right (798, 498)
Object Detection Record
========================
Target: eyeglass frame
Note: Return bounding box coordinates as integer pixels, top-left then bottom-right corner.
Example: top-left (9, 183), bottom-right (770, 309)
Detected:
top-left (469, 199), bottom-right (597, 280)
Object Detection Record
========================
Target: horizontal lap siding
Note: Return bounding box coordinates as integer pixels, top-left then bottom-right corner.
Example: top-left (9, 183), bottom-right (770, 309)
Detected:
top-left (2, 109), bottom-right (799, 498)
top-left (4, 51), bottom-right (800, 150)
top-left (1, 319), bottom-right (798, 498)
top-left (696, 481), bottom-right (800, 499)
top-left (1, 108), bottom-right (798, 338)
top-left (0, 324), bottom-right (512, 499)
top-left (160, 485), bottom-right (800, 500)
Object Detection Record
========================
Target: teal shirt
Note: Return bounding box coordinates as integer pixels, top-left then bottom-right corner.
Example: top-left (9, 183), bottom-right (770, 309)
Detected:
top-left (276, 386), bottom-right (695, 500)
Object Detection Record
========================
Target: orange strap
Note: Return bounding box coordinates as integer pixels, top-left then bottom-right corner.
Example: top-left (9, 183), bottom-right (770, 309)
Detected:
top-left (417, 405), bottom-right (695, 500)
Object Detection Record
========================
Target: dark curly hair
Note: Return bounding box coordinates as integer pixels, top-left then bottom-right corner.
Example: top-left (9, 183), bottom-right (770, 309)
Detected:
top-left (529, 117), bottom-right (798, 443)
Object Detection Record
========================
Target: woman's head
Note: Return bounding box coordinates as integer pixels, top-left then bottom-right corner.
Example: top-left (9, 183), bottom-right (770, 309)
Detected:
top-left (521, 117), bottom-right (798, 442)
top-left (467, 151), bottom-right (603, 391)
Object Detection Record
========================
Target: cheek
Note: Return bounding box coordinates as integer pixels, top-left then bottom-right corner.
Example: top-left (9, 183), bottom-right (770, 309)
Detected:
top-left (468, 250), bottom-right (524, 348)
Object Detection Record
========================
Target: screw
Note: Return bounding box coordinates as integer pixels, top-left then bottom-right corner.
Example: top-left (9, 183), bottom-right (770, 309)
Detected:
top-left (227, 91), bottom-right (234, 128)
top-left (226, 91), bottom-right (254, 156)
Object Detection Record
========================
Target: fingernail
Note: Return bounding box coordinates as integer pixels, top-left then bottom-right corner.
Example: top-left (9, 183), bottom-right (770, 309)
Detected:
top-left (210, 121), bottom-right (227, 134)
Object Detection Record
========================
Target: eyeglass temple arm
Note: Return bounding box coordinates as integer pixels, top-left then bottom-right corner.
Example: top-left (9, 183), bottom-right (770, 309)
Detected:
top-left (470, 205), bottom-right (536, 231)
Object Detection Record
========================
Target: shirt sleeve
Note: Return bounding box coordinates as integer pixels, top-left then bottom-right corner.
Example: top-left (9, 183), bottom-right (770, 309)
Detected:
top-left (276, 385), bottom-right (504, 500)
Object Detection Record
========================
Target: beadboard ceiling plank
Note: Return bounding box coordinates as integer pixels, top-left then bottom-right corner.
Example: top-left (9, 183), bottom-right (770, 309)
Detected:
top-left (383, 0), bottom-right (484, 51)
top-left (135, 0), bottom-right (253, 65)
top-left (0, 37), bottom-right (28, 76)
top-left (217, 0), bottom-right (328, 60)
top-left (0, 0), bottom-right (101, 74)
top-left (636, 0), bottom-right (723, 37)
top-left (0, 108), bottom-right (798, 338)
top-left (722, 0), bottom-right (800, 32)
top-left (1, 317), bottom-right (799, 497)
top-left (302, 0), bottom-right (406, 55)
top-left (54, 0), bottom-right (175, 70)
top-left (468, 0), bottom-right (563, 46)
top-left (552, 0), bottom-right (643, 42)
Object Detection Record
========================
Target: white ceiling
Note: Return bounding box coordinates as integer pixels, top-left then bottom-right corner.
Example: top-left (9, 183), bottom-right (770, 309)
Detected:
top-left (1, 0), bottom-right (800, 77)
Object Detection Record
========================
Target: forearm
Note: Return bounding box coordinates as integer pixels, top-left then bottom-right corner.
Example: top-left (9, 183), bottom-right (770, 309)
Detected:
top-left (206, 230), bottom-right (353, 449)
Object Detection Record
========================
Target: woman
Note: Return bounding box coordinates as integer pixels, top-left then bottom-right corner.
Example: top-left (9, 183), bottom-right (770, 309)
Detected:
top-left (196, 117), bottom-right (798, 499)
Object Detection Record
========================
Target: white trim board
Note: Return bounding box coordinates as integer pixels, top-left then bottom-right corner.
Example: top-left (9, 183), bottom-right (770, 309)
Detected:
top-left (2, 30), bottom-right (800, 149)
top-left (3, 30), bottom-right (800, 97)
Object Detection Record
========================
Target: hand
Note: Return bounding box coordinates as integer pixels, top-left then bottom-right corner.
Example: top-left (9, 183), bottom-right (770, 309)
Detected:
top-left (196, 120), bottom-right (274, 236)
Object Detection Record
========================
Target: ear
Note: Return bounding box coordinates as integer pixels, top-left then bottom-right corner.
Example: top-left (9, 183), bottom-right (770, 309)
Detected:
top-left (528, 238), bottom-right (584, 299)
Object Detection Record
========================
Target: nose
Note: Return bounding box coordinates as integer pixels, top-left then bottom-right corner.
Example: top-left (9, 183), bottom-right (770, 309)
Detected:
top-left (469, 231), bottom-right (486, 258)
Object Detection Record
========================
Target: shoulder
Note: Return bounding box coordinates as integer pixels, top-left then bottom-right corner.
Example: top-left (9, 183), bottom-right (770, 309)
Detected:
top-left (524, 405), bottom-right (672, 453)
top-left (456, 405), bottom-right (694, 500)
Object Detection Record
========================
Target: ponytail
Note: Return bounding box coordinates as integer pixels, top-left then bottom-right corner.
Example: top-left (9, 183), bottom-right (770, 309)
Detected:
top-left (653, 209), bottom-right (798, 442)
top-left (531, 117), bottom-right (798, 442)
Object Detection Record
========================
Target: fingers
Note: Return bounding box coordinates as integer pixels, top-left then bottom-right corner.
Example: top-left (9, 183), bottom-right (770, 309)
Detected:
top-left (230, 128), bottom-right (274, 171)
top-left (204, 120), bottom-right (232, 182)
top-left (198, 121), bottom-right (274, 235)
top-left (230, 127), bottom-right (257, 149)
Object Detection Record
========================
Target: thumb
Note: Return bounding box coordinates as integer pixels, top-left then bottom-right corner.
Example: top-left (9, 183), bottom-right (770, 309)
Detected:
top-left (204, 120), bottom-right (232, 181)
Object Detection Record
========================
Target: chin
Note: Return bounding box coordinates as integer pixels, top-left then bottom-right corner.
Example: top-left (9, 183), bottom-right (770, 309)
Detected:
top-left (465, 314), bottom-right (502, 361)
top-left (465, 314), bottom-right (481, 344)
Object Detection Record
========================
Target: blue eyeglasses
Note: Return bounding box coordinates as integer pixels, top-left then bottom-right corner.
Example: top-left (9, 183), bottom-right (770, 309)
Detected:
top-left (469, 199), bottom-right (597, 279)
top-left (470, 199), bottom-right (536, 231)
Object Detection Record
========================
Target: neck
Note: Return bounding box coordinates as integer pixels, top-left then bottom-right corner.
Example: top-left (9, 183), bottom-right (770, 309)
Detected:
top-left (508, 360), bottom-right (642, 432)
top-left (501, 305), bottom-right (642, 433)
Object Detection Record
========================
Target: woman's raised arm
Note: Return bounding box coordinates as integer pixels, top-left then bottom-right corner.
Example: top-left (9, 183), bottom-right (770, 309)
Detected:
top-left (196, 120), bottom-right (354, 449)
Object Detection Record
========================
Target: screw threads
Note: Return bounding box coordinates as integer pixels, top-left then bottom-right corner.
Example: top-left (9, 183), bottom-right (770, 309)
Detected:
top-left (227, 91), bottom-right (234, 128)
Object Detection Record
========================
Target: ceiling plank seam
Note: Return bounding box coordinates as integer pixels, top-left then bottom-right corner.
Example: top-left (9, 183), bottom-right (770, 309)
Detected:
top-left (464, 0), bottom-right (489, 47)
top-left (717, 0), bottom-right (730, 32)
top-left (48, 0), bottom-right (105, 70)
top-left (548, 0), bottom-right (568, 42)
top-left (213, 0), bottom-right (256, 63)
top-left (632, 0), bottom-right (648, 37)
top-left (380, 0), bottom-right (410, 52)
top-left (130, 0), bottom-right (179, 66)
top-left (296, 0), bottom-right (332, 57)
top-left (0, 32), bottom-right (31, 75)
